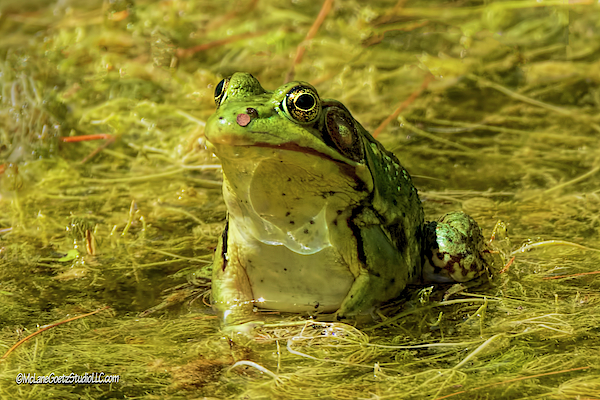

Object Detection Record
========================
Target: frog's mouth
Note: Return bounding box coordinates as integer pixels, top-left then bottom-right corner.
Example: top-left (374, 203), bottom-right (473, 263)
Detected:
top-left (209, 136), bottom-right (370, 190)
top-left (253, 141), bottom-right (367, 185)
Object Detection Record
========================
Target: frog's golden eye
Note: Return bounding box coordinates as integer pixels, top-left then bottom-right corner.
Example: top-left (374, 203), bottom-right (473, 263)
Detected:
top-left (214, 77), bottom-right (230, 107)
top-left (283, 85), bottom-right (321, 124)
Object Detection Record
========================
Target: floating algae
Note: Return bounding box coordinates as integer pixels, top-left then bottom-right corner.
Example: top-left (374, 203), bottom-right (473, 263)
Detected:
top-left (1, 1), bottom-right (600, 399)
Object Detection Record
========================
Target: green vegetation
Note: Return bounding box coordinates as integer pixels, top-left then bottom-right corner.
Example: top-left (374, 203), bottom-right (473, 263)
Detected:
top-left (1, 0), bottom-right (599, 398)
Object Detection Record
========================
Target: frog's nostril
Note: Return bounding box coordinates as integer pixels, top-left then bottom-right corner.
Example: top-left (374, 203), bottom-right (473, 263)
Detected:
top-left (246, 107), bottom-right (258, 118)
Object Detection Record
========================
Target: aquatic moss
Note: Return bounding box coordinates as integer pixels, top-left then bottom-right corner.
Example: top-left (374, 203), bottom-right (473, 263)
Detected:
top-left (1, 0), bottom-right (600, 399)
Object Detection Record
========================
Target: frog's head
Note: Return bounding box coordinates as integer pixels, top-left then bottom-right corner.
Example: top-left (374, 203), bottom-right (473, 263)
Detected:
top-left (205, 73), bottom-right (385, 253)
top-left (205, 72), bottom-right (373, 188)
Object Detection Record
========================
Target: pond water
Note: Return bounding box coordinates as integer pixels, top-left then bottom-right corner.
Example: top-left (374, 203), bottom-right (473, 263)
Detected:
top-left (1, 1), bottom-right (599, 399)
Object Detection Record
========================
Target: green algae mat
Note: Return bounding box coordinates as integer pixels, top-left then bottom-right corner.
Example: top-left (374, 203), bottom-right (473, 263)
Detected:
top-left (1, 0), bottom-right (600, 398)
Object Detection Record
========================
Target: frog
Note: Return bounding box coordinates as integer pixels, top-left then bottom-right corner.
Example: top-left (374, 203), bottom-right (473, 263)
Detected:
top-left (204, 72), bottom-right (491, 332)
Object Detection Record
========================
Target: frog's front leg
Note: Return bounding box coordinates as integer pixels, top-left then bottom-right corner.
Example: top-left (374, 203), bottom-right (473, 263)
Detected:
top-left (422, 211), bottom-right (489, 283)
top-left (337, 224), bottom-right (412, 317)
top-left (211, 220), bottom-right (258, 333)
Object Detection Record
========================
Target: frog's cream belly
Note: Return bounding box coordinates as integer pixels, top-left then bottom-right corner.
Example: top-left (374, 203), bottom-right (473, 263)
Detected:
top-left (229, 222), bottom-right (354, 313)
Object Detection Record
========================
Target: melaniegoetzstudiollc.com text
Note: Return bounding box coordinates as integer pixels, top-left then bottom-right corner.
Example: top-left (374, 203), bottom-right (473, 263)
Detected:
top-left (15, 372), bottom-right (120, 385)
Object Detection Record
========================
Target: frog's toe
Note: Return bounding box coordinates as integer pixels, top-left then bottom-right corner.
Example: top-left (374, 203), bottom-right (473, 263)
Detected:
top-left (422, 211), bottom-right (487, 283)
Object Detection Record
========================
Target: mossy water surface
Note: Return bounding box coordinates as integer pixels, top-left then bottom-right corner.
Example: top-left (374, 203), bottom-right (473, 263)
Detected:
top-left (1, 1), bottom-right (599, 399)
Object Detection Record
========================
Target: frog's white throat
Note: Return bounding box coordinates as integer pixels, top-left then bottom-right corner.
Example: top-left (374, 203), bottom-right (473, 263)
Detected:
top-left (217, 147), bottom-right (364, 255)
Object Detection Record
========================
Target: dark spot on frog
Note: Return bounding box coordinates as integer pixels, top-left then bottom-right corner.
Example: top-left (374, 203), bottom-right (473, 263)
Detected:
top-left (352, 179), bottom-right (368, 193)
top-left (309, 220), bottom-right (314, 224)
top-left (392, 198), bottom-right (398, 206)
top-left (220, 219), bottom-right (229, 272)
top-left (390, 224), bottom-right (408, 252)
top-left (290, 221), bottom-right (295, 225)
top-left (287, 178), bottom-right (292, 182)
top-left (333, 220), bottom-right (338, 226)
top-left (303, 229), bottom-right (309, 234)
top-left (285, 212), bottom-right (291, 217)
top-left (349, 208), bottom-right (368, 266)
top-left (282, 193), bottom-right (286, 196)
top-left (336, 210), bottom-right (343, 215)
top-left (470, 261), bottom-right (480, 272)
top-left (390, 278), bottom-right (395, 284)
top-left (284, 268), bottom-right (287, 271)
top-left (314, 302), bottom-right (320, 310)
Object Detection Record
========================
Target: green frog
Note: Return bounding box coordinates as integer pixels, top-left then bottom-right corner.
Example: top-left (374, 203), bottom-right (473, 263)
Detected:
top-left (205, 73), bottom-right (491, 332)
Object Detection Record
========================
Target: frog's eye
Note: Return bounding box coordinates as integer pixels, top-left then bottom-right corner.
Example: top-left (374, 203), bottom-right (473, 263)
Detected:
top-left (323, 105), bottom-right (364, 163)
top-left (214, 77), bottom-right (230, 107)
top-left (283, 85), bottom-right (321, 124)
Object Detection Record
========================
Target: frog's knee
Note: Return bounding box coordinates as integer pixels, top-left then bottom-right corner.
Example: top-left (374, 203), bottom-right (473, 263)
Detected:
top-left (422, 211), bottom-right (487, 283)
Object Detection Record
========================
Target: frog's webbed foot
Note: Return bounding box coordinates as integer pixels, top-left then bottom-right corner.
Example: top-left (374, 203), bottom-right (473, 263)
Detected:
top-left (422, 211), bottom-right (489, 283)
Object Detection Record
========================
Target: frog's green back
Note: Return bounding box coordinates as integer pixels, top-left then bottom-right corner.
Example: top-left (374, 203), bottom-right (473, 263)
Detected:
top-left (355, 120), bottom-right (425, 282)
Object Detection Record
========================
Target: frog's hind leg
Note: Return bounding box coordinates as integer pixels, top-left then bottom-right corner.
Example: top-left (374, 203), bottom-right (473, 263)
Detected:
top-left (422, 211), bottom-right (488, 283)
